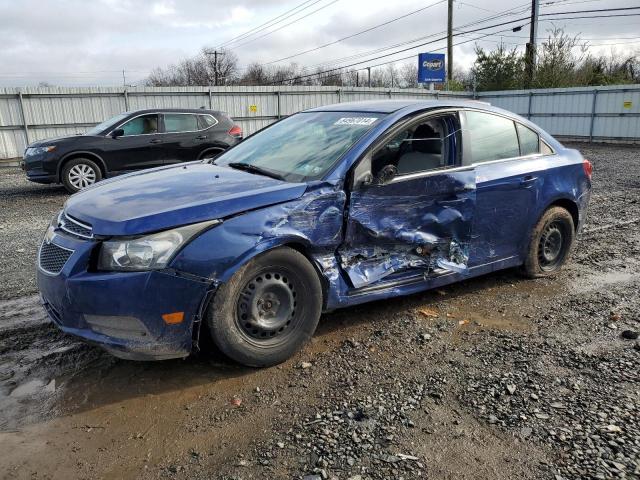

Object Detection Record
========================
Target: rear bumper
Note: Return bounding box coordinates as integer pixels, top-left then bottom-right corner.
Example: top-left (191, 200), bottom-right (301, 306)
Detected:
top-left (37, 233), bottom-right (213, 361)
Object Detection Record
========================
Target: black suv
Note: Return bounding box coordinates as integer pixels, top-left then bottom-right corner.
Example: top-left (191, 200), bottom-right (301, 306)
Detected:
top-left (22, 108), bottom-right (243, 193)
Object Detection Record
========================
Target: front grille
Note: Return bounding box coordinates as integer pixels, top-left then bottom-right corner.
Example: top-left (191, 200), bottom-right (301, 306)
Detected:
top-left (39, 242), bottom-right (74, 274)
top-left (59, 212), bottom-right (93, 239)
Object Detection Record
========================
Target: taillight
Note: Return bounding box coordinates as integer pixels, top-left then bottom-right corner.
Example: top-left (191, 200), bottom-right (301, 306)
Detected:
top-left (228, 125), bottom-right (242, 138)
top-left (583, 159), bottom-right (593, 179)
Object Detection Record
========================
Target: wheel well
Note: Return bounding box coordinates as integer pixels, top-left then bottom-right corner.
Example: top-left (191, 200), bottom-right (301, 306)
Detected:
top-left (284, 242), bottom-right (330, 310)
top-left (548, 198), bottom-right (579, 231)
top-left (58, 153), bottom-right (106, 182)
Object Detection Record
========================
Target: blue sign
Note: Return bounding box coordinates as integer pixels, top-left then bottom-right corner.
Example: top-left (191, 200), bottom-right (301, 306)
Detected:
top-left (418, 53), bottom-right (445, 83)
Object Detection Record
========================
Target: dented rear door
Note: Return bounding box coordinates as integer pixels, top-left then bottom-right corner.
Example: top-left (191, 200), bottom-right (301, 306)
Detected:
top-left (338, 167), bottom-right (476, 289)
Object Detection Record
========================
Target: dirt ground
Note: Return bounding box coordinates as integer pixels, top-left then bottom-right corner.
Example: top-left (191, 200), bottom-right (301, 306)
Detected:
top-left (0, 143), bottom-right (638, 480)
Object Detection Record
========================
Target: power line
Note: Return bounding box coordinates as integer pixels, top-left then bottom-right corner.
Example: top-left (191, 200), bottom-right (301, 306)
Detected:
top-left (283, 1), bottom-right (533, 71)
top-left (215, 0), bottom-right (321, 49)
top-left (229, 0), bottom-right (341, 50)
top-left (538, 5), bottom-right (640, 15)
top-left (269, 7), bottom-right (640, 84)
top-left (260, 0), bottom-right (447, 66)
top-left (269, 16), bottom-right (535, 83)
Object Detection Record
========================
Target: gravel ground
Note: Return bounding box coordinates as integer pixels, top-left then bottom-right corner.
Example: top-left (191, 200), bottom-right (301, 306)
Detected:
top-left (0, 143), bottom-right (638, 480)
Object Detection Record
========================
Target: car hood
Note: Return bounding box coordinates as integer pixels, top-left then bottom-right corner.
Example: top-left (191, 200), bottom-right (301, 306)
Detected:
top-left (65, 163), bottom-right (307, 236)
top-left (28, 135), bottom-right (85, 147)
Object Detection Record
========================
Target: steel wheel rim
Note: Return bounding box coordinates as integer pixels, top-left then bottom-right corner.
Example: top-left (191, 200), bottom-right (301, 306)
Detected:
top-left (538, 221), bottom-right (565, 270)
top-left (68, 164), bottom-right (97, 189)
top-left (236, 270), bottom-right (298, 343)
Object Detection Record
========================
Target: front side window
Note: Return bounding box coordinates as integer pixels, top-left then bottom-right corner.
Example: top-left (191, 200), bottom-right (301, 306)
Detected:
top-left (464, 111), bottom-right (519, 165)
top-left (517, 123), bottom-right (540, 156)
top-left (121, 114), bottom-right (159, 136)
top-left (85, 113), bottom-right (129, 135)
top-left (164, 114), bottom-right (199, 133)
top-left (370, 114), bottom-right (460, 178)
top-left (216, 111), bottom-right (385, 182)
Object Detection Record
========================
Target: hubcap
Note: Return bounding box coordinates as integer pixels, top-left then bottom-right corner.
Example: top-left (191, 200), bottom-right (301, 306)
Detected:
top-left (68, 164), bottom-right (97, 189)
top-left (237, 271), bottom-right (297, 340)
top-left (538, 221), bottom-right (564, 269)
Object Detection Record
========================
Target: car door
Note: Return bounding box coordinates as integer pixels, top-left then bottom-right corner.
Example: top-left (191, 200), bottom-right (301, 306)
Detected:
top-left (462, 110), bottom-right (542, 265)
top-left (337, 111), bottom-right (477, 290)
top-left (103, 113), bottom-right (165, 172)
top-left (162, 113), bottom-right (207, 164)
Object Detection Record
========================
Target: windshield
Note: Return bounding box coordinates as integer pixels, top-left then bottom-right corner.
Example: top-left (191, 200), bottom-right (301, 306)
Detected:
top-left (84, 113), bottom-right (129, 135)
top-left (215, 111), bottom-right (385, 182)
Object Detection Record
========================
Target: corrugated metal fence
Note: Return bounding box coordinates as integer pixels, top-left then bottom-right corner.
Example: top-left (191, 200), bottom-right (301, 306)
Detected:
top-left (480, 84), bottom-right (640, 142)
top-left (1, 84), bottom-right (638, 160)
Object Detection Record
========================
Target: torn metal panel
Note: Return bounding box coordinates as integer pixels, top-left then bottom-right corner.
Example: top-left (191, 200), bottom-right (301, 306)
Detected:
top-left (171, 184), bottom-right (347, 281)
top-left (339, 169), bottom-right (476, 288)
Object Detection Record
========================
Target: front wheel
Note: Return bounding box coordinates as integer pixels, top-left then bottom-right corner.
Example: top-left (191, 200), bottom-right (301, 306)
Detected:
top-left (522, 206), bottom-right (575, 278)
top-left (61, 158), bottom-right (102, 193)
top-left (207, 247), bottom-right (322, 367)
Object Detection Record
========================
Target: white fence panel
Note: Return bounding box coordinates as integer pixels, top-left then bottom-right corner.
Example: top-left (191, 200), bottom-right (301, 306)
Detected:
top-left (1, 84), bottom-right (639, 160)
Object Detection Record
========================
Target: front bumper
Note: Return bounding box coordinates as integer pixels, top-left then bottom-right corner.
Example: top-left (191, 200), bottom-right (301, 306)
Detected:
top-left (37, 232), bottom-right (213, 360)
top-left (23, 154), bottom-right (58, 184)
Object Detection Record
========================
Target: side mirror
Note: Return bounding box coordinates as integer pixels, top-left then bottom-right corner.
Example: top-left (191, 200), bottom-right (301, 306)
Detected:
top-left (111, 128), bottom-right (124, 138)
top-left (375, 165), bottom-right (397, 185)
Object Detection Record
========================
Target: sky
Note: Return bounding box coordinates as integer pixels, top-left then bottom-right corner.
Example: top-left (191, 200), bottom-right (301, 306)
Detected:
top-left (0, 0), bottom-right (638, 86)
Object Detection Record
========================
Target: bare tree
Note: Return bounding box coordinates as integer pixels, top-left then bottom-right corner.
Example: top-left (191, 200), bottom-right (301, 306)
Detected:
top-left (145, 47), bottom-right (239, 86)
top-left (399, 63), bottom-right (419, 88)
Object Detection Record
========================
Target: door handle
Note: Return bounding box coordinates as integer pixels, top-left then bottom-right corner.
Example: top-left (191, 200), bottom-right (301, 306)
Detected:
top-left (195, 135), bottom-right (207, 140)
top-left (520, 175), bottom-right (537, 187)
top-left (149, 138), bottom-right (162, 144)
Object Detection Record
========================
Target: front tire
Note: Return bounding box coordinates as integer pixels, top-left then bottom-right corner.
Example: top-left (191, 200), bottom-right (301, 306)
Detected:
top-left (207, 247), bottom-right (322, 367)
top-left (522, 206), bottom-right (575, 278)
top-left (62, 158), bottom-right (102, 193)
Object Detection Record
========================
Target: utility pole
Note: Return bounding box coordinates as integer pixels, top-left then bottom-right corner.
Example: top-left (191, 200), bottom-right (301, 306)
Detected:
top-left (447, 0), bottom-right (453, 83)
top-left (525, 0), bottom-right (539, 87)
top-left (204, 50), bottom-right (224, 86)
top-left (122, 69), bottom-right (126, 87)
top-left (367, 66), bottom-right (371, 87)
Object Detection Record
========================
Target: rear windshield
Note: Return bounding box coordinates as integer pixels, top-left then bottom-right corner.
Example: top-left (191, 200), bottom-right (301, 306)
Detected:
top-left (215, 111), bottom-right (385, 182)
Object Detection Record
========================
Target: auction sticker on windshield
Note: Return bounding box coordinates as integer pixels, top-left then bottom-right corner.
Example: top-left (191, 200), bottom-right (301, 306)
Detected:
top-left (334, 117), bottom-right (379, 126)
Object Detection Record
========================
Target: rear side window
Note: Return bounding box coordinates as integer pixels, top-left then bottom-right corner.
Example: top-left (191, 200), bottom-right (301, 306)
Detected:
top-left (199, 114), bottom-right (218, 129)
top-left (164, 114), bottom-right (199, 133)
top-left (464, 111), bottom-right (520, 165)
top-left (517, 123), bottom-right (540, 156)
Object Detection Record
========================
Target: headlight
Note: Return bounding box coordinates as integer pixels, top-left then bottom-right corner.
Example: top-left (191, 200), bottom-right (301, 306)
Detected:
top-left (43, 211), bottom-right (62, 243)
top-left (97, 219), bottom-right (220, 272)
top-left (26, 146), bottom-right (57, 156)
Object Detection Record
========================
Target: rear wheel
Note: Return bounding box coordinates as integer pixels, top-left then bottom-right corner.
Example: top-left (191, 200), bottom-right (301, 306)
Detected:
top-left (522, 206), bottom-right (575, 278)
top-left (207, 247), bottom-right (322, 367)
top-left (62, 158), bottom-right (102, 193)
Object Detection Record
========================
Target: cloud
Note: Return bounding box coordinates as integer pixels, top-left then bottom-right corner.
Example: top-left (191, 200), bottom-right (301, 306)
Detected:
top-left (0, 0), bottom-right (636, 86)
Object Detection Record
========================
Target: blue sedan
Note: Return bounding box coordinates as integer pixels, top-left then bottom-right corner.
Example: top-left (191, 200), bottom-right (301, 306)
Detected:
top-left (37, 100), bottom-right (592, 366)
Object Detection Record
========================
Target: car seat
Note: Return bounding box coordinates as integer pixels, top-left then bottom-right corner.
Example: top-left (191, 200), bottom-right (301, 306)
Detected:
top-left (396, 124), bottom-right (442, 174)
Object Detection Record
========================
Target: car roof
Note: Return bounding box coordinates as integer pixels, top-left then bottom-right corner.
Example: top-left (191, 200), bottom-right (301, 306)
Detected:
top-left (127, 108), bottom-right (226, 116)
top-left (305, 99), bottom-right (498, 114)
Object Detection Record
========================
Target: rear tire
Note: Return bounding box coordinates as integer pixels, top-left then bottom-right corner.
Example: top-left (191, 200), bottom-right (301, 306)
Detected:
top-left (207, 247), bottom-right (322, 367)
top-left (62, 158), bottom-right (102, 193)
top-left (522, 206), bottom-right (575, 278)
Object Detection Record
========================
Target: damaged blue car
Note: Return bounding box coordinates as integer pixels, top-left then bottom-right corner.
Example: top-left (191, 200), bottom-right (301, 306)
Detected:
top-left (37, 100), bottom-right (592, 366)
